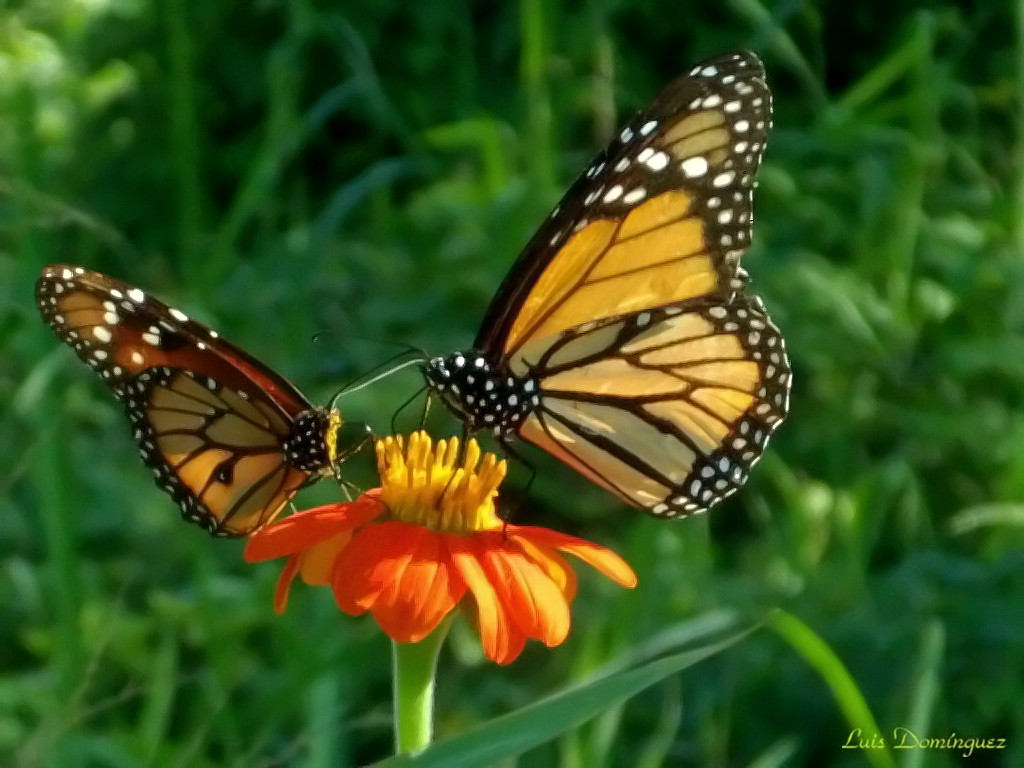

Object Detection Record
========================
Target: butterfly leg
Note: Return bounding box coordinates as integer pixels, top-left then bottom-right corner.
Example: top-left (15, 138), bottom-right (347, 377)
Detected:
top-left (494, 436), bottom-right (538, 529)
top-left (389, 385), bottom-right (430, 435)
top-left (337, 478), bottom-right (361, 502)
top-left (418, 387), bottom-right (433, 428)
top-left (336, 421), bottom-right (375, 462)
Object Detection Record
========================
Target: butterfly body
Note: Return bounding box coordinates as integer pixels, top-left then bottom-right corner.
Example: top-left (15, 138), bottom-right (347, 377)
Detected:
top-left (36, 264), bottom-right (352, 536)
top-left (421, 51), bottom-right (790, 518)
top-left (422, 353), bottom-right (539, 435)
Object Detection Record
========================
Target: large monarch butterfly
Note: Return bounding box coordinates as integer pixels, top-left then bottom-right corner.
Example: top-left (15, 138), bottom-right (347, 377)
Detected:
top-left (35, 265), bottom-right (362, 536)
top-left (422, 50), bottom-right (790, 517)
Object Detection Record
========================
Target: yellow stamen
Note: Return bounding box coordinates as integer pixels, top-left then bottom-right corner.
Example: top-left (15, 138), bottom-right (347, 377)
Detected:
top-left (375, 431), bottom-right (507, 533)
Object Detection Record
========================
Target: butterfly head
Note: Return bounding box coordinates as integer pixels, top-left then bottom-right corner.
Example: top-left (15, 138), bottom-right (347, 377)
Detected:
top-left (324, 409), bottom-right (344, 464)
top-left (422, 352), bottom-right (539, 436)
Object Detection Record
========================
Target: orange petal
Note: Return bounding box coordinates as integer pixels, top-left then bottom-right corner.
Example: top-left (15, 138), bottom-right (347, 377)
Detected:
top-left (448, 535), bottom-right (525, 664)
top-left (297, 529), bottom-right (354, 586)
top-left (370, 531), bottom-right (465, 642)
top-left (493, 623), bottom-right (526, 665)
top-left (482, 544), bottom-right (570, 647)
top-left (508, 526), bottom-right (638, 588)
top-left (331, 521), bottom-right (423, 616)
top-left (504, 532), bottom-right (578, 601)
top-left (244, 497), bottom-right (382, 562)
top-left (273, 555), bottom-right (301, 614)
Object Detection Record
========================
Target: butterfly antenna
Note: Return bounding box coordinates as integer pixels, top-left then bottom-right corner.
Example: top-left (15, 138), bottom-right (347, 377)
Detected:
top-left (328, 351), bottom-right (428, 411)
top-left (311, 332), bottom-right (425, 356)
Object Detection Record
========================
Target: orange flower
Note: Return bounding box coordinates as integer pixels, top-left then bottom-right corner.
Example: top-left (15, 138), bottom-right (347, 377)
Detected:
top-left (244, 431), bottom-right (637, 664)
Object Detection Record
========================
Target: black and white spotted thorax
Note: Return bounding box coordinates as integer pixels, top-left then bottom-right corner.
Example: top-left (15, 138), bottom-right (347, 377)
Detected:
top-left (423, 352), bottom-right (540, 436)
top-left (283, 408), bottom-right (336, 472)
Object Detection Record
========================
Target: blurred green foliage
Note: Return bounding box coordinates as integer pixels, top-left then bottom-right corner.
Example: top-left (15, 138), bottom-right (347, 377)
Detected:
top-left (3, 0), bottom-right (1024, 766)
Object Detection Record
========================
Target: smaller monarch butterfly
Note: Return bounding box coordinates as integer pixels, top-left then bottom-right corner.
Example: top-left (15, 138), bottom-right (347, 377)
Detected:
top-left (422, 51), bottom-right (790, 518)
top-left (35, 265), bottom-right (364, 537)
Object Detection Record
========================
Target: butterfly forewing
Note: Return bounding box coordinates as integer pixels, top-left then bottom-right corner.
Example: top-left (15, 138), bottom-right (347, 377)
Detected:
top-left (35, 264), bottom-right (338, 536)
top-left (477, 51), bottom-right (772, 359)
top-left (36, 265), bottom-right (313, 415)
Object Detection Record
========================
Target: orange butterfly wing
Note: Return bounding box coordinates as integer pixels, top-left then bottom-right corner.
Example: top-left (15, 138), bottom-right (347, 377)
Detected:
top-left (478, 51), bottom-right (771, 359)
top-left (428, 51), bottom-right (788, 517)
top-left (514, 295), bottom-right (789, 516)
top-left (36, 265), bottom-right (337, 536)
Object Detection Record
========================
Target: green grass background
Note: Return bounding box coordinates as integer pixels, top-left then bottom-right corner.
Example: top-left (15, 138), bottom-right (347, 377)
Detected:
top-left (4, 1), bottom-right (1024, 766)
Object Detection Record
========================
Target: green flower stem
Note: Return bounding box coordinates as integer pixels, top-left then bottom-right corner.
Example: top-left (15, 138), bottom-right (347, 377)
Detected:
top-left (392, 614), bottom-right (455, 754)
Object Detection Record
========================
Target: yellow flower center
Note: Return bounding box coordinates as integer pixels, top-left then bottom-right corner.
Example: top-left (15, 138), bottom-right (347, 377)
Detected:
top-left (375, 431), bottom-right (507, 533)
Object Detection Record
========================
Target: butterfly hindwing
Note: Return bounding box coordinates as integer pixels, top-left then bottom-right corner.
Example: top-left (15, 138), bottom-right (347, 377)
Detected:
top-left (130, 367), bottom-right (314, 534)
top-left (36, 265), bottom-right (337, 536)
top-left (514, 295), bottom-right (789, 516)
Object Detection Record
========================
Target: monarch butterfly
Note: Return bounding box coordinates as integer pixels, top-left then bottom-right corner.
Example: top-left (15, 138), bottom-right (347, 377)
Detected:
top-left (35, 265), bottom-right (362, 537)
top-left (422, 50), bottom-right (790, 517)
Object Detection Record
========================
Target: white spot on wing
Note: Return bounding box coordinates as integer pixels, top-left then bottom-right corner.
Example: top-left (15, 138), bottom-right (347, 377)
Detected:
top-left (645, 151), bottom-right (669, 171)
top-left (681, 156), bottom-right (709, 178)
top-left (712, 171), bottom-right (736, 188)
top-left (603, 185), bottom-right (623, 203)
top-left (622, 187), bottom-right (647, 205)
